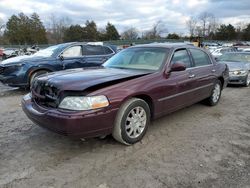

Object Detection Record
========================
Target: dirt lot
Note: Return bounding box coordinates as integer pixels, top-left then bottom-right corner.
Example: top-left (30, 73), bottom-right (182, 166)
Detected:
top-left (0, 83), bottom-right (249, 188)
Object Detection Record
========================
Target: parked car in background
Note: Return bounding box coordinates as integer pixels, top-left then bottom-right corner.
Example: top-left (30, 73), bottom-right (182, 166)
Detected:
top-left (211, 47), bottom-right (238, 58)
top-left (217, 52), bottom-right (250, 86)
top-left (0, 42), bottom-right (116, 88)
top-left (22, 43), bottom-right (229, 145)
top-left (242, 48), bottom-right (250, 52)
top-left (1, 48), bottom-right (19, 60)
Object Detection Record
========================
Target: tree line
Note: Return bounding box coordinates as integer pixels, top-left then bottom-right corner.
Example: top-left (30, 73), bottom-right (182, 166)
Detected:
top-left (186, 12), bottom-right (250, 41)
top-left (0, 12), bottom-right (250, 45)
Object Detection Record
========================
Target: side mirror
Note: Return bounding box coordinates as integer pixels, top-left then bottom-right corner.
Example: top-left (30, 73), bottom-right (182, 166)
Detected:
top-left (170, 62), bottom-right (186, 72)
top-left (214, 57), bottom-right (218, 61)
top-left (59, 55), bottom-right (64, 61)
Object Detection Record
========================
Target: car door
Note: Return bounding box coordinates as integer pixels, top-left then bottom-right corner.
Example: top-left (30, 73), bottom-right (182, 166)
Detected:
top-left (83, 45), bottom-right (108, 67)
top-left (188, 48), bottom-right (215, 101)
top-left (60, 45), bottom-right (86, 69)
top-left (158, 49), bottom-right (197, 115)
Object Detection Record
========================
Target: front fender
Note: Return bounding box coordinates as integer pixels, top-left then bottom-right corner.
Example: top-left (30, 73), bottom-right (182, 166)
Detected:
top-left (25, 64), bottom-right (57, 84)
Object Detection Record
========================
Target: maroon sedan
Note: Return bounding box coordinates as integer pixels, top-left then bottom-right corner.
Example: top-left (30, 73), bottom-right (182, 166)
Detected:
top-left (22, 43), bottom-right (229, 145)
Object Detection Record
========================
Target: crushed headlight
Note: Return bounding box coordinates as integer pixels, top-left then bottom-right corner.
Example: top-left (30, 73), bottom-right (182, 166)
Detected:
top-left (59, 95), bottom-right (109, 111)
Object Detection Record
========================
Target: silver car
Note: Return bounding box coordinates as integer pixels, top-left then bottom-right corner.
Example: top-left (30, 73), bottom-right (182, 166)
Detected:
top-left (218, 52), bottom-right (250, 86)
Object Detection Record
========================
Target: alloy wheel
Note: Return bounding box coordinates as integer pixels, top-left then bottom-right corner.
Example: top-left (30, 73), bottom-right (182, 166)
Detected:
top-left (212, 83), bottom-right (221, 103)
top-left (125, 106), bottom-right (147, 139)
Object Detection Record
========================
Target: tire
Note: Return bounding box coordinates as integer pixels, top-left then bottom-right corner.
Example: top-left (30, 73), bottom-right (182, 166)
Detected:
top-left (112, 98), bottom-right (150, 145)
top-left (206, 80), bottom-right (222, 106)
top-left (29, 70), bottom-right (49, 87)
top-left (243, 73), bottom-right (250, 87)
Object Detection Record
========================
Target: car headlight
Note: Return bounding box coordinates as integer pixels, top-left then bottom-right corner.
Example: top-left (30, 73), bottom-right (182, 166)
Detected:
top-left (231, 70), bottom-right (247, 75)
top-left (59, 95), bottom-right (109, 111)
top-left (239, 70), bottom-right (247, 75)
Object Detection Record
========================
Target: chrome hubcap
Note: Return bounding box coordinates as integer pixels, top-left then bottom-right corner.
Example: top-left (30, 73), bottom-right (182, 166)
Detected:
top-left (212, 84), bottom-right (221, 103)
top-left (125, 106), bottom-right (147, 139)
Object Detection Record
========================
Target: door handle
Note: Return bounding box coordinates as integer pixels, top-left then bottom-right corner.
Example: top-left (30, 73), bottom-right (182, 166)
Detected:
top-left (189, 74), bottom-right (195, 78)
top-left (211, 69), bottom-right (216, 73)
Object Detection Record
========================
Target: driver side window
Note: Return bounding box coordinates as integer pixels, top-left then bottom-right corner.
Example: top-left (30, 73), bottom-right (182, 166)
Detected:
top-left (62, 46), bottom-right (82, 57)
top-left (171, 49), bottom-right (191, 68)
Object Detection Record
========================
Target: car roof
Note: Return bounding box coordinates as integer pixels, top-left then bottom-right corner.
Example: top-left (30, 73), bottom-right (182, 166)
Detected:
top-left (64, 42), bottom-right (108, 46)
top-left (131, 43), bottom-right (195, 49)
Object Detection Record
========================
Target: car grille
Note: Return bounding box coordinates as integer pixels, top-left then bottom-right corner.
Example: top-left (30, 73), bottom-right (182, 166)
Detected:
top-left (31, 80), bottom-right (59, 108)
top-left (0, 66), bottom-right (4, 74)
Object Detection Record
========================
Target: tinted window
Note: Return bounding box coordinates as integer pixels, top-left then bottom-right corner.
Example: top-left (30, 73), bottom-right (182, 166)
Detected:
top-left (83, 45), bottom-right (104, 55)
top-left (62, 46), bottom-right (82, 57)
top-left (103, 46), bottom-right (114, 54)
top-left (171, 49), bottom-right (191, 68)
top-left (190, 49), bottom-right (212, 66)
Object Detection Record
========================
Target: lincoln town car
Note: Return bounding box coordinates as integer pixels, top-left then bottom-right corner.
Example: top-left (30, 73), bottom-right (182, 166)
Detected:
top-left (22, 43), bottom-right (229, 145)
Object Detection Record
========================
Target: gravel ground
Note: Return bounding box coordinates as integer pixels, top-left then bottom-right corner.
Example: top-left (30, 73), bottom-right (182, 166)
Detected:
top-left (0, 83), bottom-right (249, 188)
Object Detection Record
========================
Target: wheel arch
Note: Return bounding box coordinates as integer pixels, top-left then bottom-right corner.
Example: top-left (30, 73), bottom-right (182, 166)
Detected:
top-left (129, 94), bottom-right (154, 119)
top-left (27, 68), bottom-right (53, 85)
top-left (218, 76), bottom-right (224, 89)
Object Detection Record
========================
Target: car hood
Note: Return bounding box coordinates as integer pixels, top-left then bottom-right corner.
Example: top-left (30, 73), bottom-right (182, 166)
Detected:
top-left (219, 61), bottom-right (248, 71)
top-left (35, 67), bottom-right (152, 91)
top-left (1, 55), bottom-right (53, 66)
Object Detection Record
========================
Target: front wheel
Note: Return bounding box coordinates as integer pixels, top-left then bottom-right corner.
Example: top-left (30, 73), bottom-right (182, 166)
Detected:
top-left (206, 80), bottom-right (222, 106)
top-left (112, 98), bottom-right (150, 145)
top-left (244, 73), bottom-right (250, 87)
top-left (29, 70), bottom-right (49, 87)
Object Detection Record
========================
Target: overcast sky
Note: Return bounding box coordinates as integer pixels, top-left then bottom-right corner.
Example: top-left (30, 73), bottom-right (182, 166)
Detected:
top-left (0, 0), bottom-right (250, 35)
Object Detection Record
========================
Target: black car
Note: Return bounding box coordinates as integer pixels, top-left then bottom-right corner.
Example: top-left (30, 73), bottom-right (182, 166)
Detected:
top-left (0, 42), bottom-right (116, 88)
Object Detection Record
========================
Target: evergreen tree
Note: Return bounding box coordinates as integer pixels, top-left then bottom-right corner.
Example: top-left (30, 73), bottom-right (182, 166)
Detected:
top-left (242, 24), bottom-right (250, 41)
top-left (105, 22), bottom-right (119, 40)
top-left (5, 12), bottom-right (47, 44)
top-left (63, 25), bottom-right (83, 42)
top-left (83, 20), bottom-right (98, 41)
top-left (30, 13), bottom-right (47, 44)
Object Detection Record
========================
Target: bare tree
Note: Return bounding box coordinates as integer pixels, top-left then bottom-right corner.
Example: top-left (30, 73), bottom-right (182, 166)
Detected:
top-left (46, 14), bottom-right (72, 44)
top-left (121, 27), bottom-right (139, 40)
top-left (186, 17), bottom-right (197, 37)
top-left (235, 22), bottom-right (247, 40)
top-left (144, 20), bottom-right (168, 39)
top-left (194, 26), bottom-right (202, 37)
top-left (198, 12), bottom-right (215, 37)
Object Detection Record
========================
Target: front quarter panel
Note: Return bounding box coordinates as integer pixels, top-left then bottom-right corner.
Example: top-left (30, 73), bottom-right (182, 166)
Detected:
top-left (89, 72), bottom-right (177, 119)
top-left (24, 60), bottom-right (62, 84)
top-left (216, 62), bottom-right (229, 88)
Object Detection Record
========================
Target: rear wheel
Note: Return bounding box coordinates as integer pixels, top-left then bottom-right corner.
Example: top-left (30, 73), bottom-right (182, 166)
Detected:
top-left (29, 70), bottom-right (49, 87)
top-left (112, 98), bottom-right (150, 145)
top-left (206, 80), bottom-right (222, 106)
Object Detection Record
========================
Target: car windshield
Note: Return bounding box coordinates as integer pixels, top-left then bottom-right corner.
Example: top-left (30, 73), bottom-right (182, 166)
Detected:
top-left (33, 44), bottom-right (63, 57)
top-left (218, 53), bottom-right (250, 63)
top-left (103, 47), bottom-right (168, 71)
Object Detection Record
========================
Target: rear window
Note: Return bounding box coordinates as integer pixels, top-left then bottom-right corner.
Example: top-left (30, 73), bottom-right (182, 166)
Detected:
top-left (83, 45), bottom-right (105, 55)
top-left (103, 46), bottom-right (114, 55)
